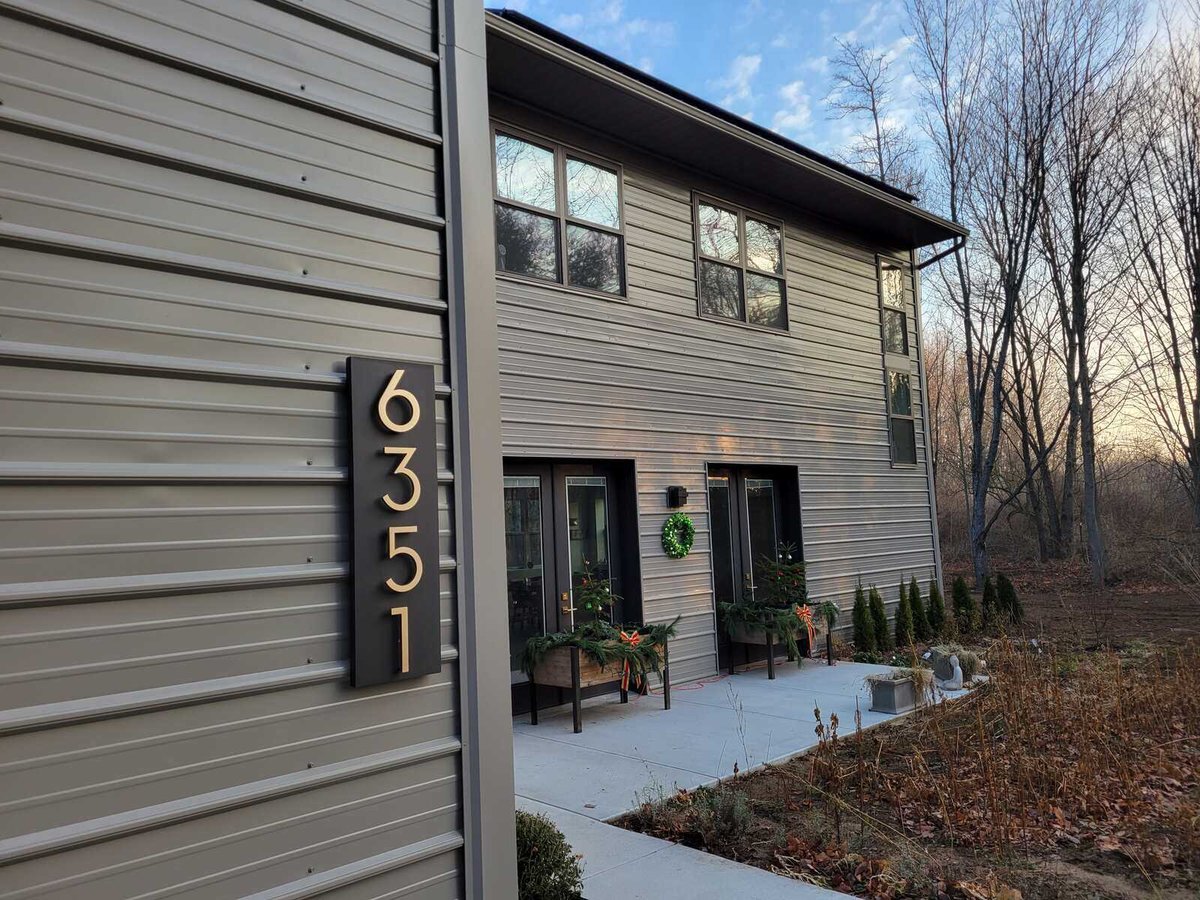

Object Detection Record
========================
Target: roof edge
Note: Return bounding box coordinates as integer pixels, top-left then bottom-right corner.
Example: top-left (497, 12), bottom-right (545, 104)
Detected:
top-left (485, 10), bottom-right (967, 244)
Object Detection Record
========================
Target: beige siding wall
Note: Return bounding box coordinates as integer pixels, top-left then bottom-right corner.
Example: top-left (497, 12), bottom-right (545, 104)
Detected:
top-left (0, 1), bottom-right (471, 896)
top-left (493, 99), bottom-right (937, 683)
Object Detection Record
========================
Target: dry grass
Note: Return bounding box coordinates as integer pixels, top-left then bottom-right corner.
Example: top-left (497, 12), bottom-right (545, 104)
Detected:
top-left (620, 640), bottom-right (1200, 899)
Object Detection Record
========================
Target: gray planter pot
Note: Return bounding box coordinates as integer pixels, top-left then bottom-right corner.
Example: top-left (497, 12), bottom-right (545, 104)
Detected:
top-left (868, 676), bottom-right (917, 714)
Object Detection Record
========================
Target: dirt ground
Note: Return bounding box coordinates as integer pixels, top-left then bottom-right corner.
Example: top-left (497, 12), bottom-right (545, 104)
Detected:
top-left (621, 571), bottom-right (1199, 900)
top-left (943, 560), bottom-right (1200, 647)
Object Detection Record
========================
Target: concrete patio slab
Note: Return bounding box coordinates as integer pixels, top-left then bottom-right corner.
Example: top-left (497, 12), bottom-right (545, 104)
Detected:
top-left (514, 660), bottom-right (922, 899)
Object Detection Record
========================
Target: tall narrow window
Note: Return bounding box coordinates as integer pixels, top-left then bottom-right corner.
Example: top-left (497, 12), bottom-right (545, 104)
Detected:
top-left (879, 260), bottom-right (909, 355)
top-left (493, 129), bottom-right (625, 296)
top-left (695, 197), bottom-right (787, 330)
top-left (887, 370), bottom-right (917, 465)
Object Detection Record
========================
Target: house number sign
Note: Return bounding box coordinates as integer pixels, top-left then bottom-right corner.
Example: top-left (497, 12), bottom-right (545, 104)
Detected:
top-left (347, 356), bottom-right (440, 686)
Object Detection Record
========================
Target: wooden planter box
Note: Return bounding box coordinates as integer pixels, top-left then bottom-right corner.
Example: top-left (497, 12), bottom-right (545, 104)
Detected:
top-left (868, 676), bottom-right (917, 714)
top-left (727, 625), bottom-right (810, 680)
top-left (527, 642), bottom-right (671, 733)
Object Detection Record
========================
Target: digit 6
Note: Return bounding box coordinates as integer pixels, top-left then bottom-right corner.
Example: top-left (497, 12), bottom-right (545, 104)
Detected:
top-left (377, 369), bottom-right (420, 433)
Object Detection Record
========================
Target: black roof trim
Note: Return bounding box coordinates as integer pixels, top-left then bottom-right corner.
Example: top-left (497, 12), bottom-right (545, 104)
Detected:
top-left (486, 8), bottom-right (918, 203)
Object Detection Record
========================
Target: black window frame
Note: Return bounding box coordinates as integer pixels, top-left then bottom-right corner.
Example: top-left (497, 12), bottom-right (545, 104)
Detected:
top-left (693, 193), bottom-right (789, 332)
top-left (491, 123), bottom-right (628, 299)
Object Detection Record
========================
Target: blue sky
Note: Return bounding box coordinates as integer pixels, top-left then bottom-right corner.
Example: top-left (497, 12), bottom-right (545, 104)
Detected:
top-left (490, 0), bottom-right (919, 161)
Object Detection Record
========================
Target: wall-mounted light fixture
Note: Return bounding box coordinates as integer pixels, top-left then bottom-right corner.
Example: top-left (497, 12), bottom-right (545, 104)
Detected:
top-left (666, 486), bottom-right (688, 508)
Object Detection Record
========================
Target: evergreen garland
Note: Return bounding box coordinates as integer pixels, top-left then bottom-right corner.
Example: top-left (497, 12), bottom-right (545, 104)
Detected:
top-left (895, 579), bottom-right (915, 647)
top-left (868, 586), bottom-right (892, 651)
top-left (952, 576), bottom-right (978, 632)
top-left (910, 575), bottom-right (931, 642)
top-left (851, 582), bottom-right (876, 652)
top-left (927, 579), bottom-right (946, 637)
top-left (519, 618), bottom-right (679, 678)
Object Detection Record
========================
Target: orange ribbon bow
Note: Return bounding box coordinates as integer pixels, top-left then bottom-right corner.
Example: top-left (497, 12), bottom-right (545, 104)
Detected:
top-left (795, 604), bottom-right (816, 651)
top-left (619, 630), bottom-right (643, 694)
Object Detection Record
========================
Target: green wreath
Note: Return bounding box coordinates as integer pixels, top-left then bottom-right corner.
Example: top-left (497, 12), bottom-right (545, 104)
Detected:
top-left (661, 512), bottom-right (696, 559)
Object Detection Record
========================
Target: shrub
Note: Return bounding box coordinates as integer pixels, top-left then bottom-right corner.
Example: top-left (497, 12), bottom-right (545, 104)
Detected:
top-left (997, 573), bottom-right (1024, 624)
top-left (690, 785), bottom-right (752, 849)
top-left (952, 576), bottom-right (978, 632)
top-left (927, 579), bottom-right (946, 637)
top-left (981, 576), bottom-right (1000, 629)
top-left (894, 580), bottom-right (915, 647)
top-left (909, 575), bottom-right (931, 642)
top-left (852, 582), bottom-right (876, 653)
top-left (516, 810), bottom-right (583, 900)
top-left (868, 586), bottom-right (892, 651)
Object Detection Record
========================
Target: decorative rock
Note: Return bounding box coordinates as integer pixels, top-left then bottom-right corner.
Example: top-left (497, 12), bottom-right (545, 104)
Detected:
top-left (928, 646), bottom-right (956, 680)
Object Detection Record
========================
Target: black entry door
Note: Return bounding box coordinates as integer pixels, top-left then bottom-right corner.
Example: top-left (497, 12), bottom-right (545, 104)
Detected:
top-left (710, 466), bottom-right (797, 669)
top-left (504, 460), bottom-right (632, 713)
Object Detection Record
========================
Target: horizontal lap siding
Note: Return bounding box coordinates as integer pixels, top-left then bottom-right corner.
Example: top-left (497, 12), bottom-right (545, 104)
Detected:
top-left (0, 1), bottom-right (465, 897)
top-left (494, 103), bottom-right (937, 681)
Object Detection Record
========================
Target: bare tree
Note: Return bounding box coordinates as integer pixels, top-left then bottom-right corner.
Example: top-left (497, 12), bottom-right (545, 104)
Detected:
top-left (1124, 1), bottom-right (1200, 526)
top-left (827, 38), bottom-right (926, 196)
top-left (1036, 0), bottom-right (1145, 585)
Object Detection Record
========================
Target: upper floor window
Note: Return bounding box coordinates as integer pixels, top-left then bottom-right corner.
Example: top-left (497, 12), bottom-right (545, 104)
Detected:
top-left (694, 196), bottom-right (787, 331)
top-left (492, 129), bottom-right (625, 296)
top-left (879, 260), bottom-right (909, 355)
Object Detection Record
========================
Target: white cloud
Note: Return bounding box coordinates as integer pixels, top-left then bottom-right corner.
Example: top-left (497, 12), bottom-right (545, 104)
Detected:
top-left (713, 54), bottom-right (762, 107)
top-left (772, 80), bottom-right (813, 137)
top-left (554, 0), bottom-right (676, 67)
top-left (554, 12), bottom-right (584, 30)
top-left (770, 33), bottom-right (792, 49)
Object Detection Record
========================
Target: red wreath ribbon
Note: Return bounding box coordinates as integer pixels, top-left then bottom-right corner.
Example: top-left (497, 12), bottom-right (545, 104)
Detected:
top-left (795, 604), bottom-right (816, 650)
top-left (619, 630), bottom-right (643, 693)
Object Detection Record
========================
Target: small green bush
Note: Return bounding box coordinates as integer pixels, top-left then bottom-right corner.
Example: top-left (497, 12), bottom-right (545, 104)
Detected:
top-left (926, 579), bottom-right (946, 637)
top-left (894, 580), bottom-right (915, 647)
top-left (516, 810), bottom-right (583, 900)
top-left (868, 586), bottom-right (892, 651)
top-left (851, 582), bottom-right (876, 653)
top-left (981, 576), bottom-right (999, 629)
top-left (909, 575), bottom-right (931, 642)
top-left (691, 785), bottom-right (752, 849)
top-left (951, 576), bottom-right (977, 632)
top-left (997, 573), bottom-right (1023, 624)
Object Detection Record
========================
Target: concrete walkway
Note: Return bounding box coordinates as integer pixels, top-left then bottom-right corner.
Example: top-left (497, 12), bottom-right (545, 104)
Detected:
top-left (513, 659), bottom-right (903, 899)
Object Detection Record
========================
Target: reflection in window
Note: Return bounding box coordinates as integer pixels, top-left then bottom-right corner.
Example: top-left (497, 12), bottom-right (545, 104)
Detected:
top-left (698, 203), bottom-right (740, 261)
top-left (746, 272), bottom-right (785, 329)
top-left (566, 476), bottom-right (611, 628)
top-left (745, 478), bottom-right (779, 591)
top-left (699, 260), bottom-right (743, 320)
top-left (745, 219), bottom-right (782, 274)
top-left (493, 128), bottom-right (626, 297)
top-left (567, 225), bottom-right (623, 294)
top-left (696, 197), bottom-right (787, 330)
top-left (883, 308), bottom-right (908, 353)
top-left (881, 264), bottom-right (905, 308)
top-left (504, 476), bottom-right (544, 673)
top-left (495, 204), bottom-right (558, 281)
top-left (887, 370), bottom-right (917, 465)
top-left (708, 477), bottom-right (737, 606)
top-left (494, 134), bottom-right (557, 211)
top-left (567, 159), bottom-right (620, 229)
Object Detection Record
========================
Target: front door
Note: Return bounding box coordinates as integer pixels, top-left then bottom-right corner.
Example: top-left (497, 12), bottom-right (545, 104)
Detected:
top-left (709, 467), bottom-right (797, 669)
top-left (504, 460), bottom-right (629, 712)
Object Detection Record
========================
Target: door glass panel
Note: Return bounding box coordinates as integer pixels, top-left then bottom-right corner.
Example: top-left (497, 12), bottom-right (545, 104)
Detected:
top-left (708, 477), bottom-right (737, 605)
top-left (745, 478), bottom-right (779, 589)
top-left (566, 476), bottom-right (610, 628)
top-left (504, 476), bottom-right (544, 672)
